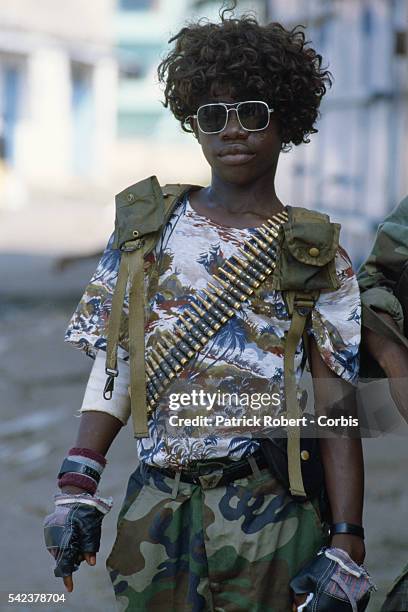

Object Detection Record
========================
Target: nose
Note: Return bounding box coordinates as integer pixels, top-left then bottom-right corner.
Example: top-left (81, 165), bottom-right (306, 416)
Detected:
top-left (221, 108), bottom-right (248, 138)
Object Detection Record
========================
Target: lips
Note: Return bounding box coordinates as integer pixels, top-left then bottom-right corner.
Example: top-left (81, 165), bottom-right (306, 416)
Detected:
top-left (218, 144), bottom-right (255, 165)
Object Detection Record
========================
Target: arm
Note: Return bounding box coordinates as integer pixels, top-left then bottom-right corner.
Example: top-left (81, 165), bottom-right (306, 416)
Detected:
top-left (47, 353), bottom-right (131, 592)
top-left (309, 337), bottom-right (365, 565)
top-left (363, 313), bottom-right (408, 422)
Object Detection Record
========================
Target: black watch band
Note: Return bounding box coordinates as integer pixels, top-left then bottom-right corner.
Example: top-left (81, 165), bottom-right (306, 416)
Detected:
top-left (329, 522), bottom-right (365, 540)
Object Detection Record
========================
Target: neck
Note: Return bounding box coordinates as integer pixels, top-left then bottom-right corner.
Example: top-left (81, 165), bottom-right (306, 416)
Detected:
top-left (207, 168), bottom-right (283, 217)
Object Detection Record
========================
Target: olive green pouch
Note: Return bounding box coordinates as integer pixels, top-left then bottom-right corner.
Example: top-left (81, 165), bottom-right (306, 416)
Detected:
top-left (112, 175), bottom-right (165, 251)
top-left (272, 206), bottom-right (341, 292)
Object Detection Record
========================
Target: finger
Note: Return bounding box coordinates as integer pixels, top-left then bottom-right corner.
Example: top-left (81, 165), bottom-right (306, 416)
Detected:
top-left (84, 552), bottom-right (97, 566)
top-left (293, 593), bottom-right (307, 610)
top-left (63, 575), bottom-right (73, 593)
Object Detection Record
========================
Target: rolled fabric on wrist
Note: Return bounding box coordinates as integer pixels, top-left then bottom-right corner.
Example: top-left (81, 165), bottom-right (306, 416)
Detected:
top-left (69, 447), bottom-right (107, 467)
top-left (329, 522), bottom-right (365, 539)
top-left (58, 472), bottom-right (98, 494)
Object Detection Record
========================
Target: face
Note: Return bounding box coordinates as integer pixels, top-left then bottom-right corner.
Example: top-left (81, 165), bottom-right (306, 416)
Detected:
top-left (191, 93), bottom-right (282, 186)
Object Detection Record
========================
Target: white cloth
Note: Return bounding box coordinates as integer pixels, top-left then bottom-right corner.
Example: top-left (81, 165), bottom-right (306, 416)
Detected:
top-left (80, 351), bottom-right (131, 425)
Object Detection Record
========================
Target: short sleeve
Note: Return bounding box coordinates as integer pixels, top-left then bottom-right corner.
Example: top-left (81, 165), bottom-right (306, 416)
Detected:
top-left (64, 233), bottom-right (130, 360)
top-left (309, 247), bottom-right (361, 384)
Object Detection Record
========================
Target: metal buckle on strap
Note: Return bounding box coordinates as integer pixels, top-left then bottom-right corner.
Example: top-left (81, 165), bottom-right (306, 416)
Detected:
top-left (198, 469), bottom-right (224, 489)
top-left (294, 298), bottom-right (315, 317)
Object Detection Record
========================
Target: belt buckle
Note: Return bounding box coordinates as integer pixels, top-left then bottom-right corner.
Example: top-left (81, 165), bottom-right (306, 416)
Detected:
top-left (198, 469), bottom-right (224, 489)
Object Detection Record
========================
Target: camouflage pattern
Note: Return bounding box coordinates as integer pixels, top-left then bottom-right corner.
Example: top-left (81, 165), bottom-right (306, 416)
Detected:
top-left (106, 462), bottom-right (327, 611)
top-left (380, 564), bottom-right (408, 612)
top-left (358, 195), bottom-right (408, 331)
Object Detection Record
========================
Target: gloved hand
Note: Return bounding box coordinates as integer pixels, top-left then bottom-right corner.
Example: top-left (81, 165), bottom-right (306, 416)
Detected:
top-left (44, 492), bottom-right (113, 587)
top-left (290, 547), bottom-right (376, 611)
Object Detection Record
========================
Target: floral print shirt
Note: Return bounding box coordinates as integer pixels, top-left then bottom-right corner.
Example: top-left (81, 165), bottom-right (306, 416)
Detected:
top-left (65, 197), bottom-right (361, 467)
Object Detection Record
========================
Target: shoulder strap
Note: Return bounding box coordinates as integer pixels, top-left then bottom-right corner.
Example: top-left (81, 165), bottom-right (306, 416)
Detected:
top-left (284, 291), bottom-right (319, 499)
top-left (280, 205), bottom-right (340, 499)
top-left (105, 178), bottom-right (198, 438)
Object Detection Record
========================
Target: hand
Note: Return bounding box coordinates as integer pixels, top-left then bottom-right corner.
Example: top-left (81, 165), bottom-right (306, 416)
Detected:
top-left (330, 533), bottom-right (365, 565)
top-left (44, 493), bottom-right (112, 592)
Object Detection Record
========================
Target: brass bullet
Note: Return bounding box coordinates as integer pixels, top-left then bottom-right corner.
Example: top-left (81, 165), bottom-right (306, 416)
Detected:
top-left (174, 326), bottom-right (203, 352)
top-left (157, 342), bottom-right (182, 372)
top-left (225, 259), bottom-right (260, 288)
top-left (162, 334), bottom-right (189, 364)
top-left (196, 293), bottom-right (228, 323)
top-left (186, 310), bottom-right (215, 337)
top-left (213, 274), bottom-right (247, 302)
top-left (151, 349), bottom-right (176, 379)
top-left (179, 314), bottom-right (208, 344)
top-left (190, 300), bottom-right (221, 330)
top-left (209, 283), bottom-right (241, 316)
top-left (247, 236), bottom-right (276, 259)
top-left (145, 361), bottom-right (165, 393)
top-left (237, 247), bottom-right (273, 275)
top-left (147, 353), bottom-right (170, 385)
top-left (167, 331), bottom-right (195, 358)
top-left (232, 254), bottom-right (266, 281)
top-left (260, 223), bottom-right (279, 239)
top-left (243, 240), bottom-right (272, 266)
top-left (219, 267), bottom-right (254, 295)
top-left (258, 227), bottom-right (276, 244)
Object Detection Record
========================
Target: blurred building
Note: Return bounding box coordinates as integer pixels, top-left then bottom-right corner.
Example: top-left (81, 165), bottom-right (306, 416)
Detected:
top-left (268, 0), bottom-right (408, 263)
top-left (0, 0), bottom-right (117, 208)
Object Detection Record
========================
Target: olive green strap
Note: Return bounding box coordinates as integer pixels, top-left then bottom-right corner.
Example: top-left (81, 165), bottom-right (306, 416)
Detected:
top-left (105, 255), bottom-right (130, 383)
top-left (105, 239), bottom-right (148, 437)
top-left (127, 246), bottom-right (148, 437)
top-left (284, 293), bottom-right (316, 498)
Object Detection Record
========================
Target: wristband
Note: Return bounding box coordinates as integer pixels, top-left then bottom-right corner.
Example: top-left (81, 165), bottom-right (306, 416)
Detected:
top-left (329, 522), bottom-right (365, 539)
top-left (57, 447), bottom-right (107, 495)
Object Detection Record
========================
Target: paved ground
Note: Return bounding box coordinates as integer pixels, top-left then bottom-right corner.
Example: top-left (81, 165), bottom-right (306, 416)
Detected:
top-left (0, 200), bottom-right (407, 611)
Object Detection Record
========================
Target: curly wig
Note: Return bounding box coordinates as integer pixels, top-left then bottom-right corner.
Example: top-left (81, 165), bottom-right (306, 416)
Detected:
top-left (157, 11), bottom-right (332, 150)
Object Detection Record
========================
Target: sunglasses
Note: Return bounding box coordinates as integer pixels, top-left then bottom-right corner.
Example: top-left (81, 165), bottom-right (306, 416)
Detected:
top-left (188, 101), bottom-right (274, 134)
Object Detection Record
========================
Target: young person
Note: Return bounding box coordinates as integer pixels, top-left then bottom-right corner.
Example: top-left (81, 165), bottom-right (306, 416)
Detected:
top-left (44, 12), bottom-right (372, 612)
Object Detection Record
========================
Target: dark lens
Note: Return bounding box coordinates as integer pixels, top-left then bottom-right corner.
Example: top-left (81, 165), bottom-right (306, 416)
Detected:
top-left (197, 104), bottom-right (227, 133)
top-left (238, 102), bottom-right (269, 130)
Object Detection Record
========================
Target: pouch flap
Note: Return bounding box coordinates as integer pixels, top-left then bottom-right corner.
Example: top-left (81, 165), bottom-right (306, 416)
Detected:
top-left (284, 207), bottom-right (340, 267)
top-left (113, 175), bottom-right (165, 249)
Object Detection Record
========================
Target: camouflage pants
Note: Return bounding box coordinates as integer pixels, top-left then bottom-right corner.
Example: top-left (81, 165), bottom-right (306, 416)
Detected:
top-left (106, 462), bottom-right (326, 612)
top-left (380, 564), bottom-right (408, 612)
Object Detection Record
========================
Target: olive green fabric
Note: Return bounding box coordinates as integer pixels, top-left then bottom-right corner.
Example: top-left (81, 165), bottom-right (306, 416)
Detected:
top-left (381, 564), bottom-right (408, 612)
top-left (272, 206), bottom-right (341, 292)
top-left (106, 178), bottom-right (197, 437)
top-left (358, 195), bottom-right (408, 377)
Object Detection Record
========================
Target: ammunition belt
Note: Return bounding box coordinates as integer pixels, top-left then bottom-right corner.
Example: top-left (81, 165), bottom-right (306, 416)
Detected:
top-left (144, 209), bottom-right (288, 412)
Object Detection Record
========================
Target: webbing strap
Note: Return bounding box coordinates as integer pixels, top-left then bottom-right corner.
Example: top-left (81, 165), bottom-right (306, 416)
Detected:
top-left (105, 256), bottom-right (129, 376)
top-left (284, 293), bottom-right (316, 498)
top-left (127, 246), bottom-right (148, 437)
top-left (105, 239), bottom-right (148, 437)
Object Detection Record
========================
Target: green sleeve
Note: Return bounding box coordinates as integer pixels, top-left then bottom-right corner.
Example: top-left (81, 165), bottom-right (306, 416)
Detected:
top-left (358, 195), bottom-right (408, 331)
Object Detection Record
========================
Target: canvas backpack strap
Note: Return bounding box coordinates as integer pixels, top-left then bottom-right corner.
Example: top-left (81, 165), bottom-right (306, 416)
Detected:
top-left (104, 177), bottom-right (196, 438)
top-left (284, 290), bottom-right (319, 499)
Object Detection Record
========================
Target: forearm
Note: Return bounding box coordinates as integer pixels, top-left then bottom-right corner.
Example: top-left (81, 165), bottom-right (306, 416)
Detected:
top-left (73, 410), bottom-right (124, 455)
top-left (319, 437), bottom-right (364, 525)
top-left (60, 411), bottom-right (123, 494)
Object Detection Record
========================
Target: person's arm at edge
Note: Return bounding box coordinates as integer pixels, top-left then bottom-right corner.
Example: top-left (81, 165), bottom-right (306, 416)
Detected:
top-left (309, 337), bottom-right (365, 565)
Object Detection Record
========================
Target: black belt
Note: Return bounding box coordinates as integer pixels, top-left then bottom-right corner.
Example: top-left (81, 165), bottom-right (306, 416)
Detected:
top-left (146, 449), bottom-right (269, 488)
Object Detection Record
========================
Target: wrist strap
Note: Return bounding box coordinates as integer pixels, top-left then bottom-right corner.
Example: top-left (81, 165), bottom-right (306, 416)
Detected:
top-left (330, 522), bottom-right (365, 539)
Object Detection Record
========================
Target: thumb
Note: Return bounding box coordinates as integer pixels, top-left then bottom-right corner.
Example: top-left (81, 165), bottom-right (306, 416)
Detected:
top-left (84, 553), bottom-right (97, 566)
